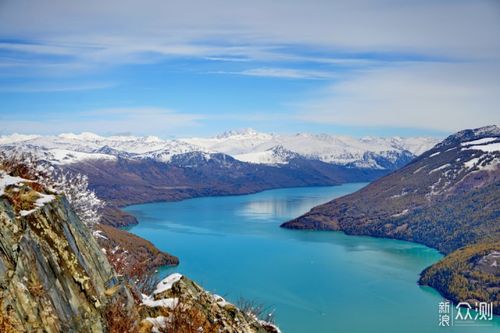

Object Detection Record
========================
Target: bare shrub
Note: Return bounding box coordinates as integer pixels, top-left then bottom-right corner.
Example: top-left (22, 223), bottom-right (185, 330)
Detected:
top-left (236, 297), bottom-right (276, 324)
top-left (105, 247), bottom-right (160, 297)
top-left (0, 152), bottom-right (103, 227)
top-left (158, 298), bottom-right (217, 333)
top-left (104, 297), bottom-right (138, 333)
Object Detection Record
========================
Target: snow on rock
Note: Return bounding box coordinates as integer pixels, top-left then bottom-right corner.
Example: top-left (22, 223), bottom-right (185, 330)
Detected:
top-left (1, 170), bottom-right (56, 216)
top-left (258, 320), bottom-right (282, 333)
top-left (0, 172), bottom-right (28, 196)
top-left (214, 294), bottom-right (232, 307)
top-left (145, 316), bottom-right (169, 333)
top-left (0, 133), bottom-right (40, 144)
top-left (184, 130), bottom-right (438, 166)
top-left (460, 137), bottom-right (498, 146)
top-left (413, 166), bottom-right (427, 174)
top-left (464, 157), bottom-right (481, 169)
top-left (464, 142), bottom-right (500, 153)
top-left (0, 130), bottom-right (439, 168)
top-left (154, 273), bottom-right (183, 294)
top-left (47, 149), bottom-right (116, 165)
top-left (429, 151), bottom-right (440, 157)
top-left (142, 295), bottom-right (179, 309)
top-left (392, 209), bottom-right (409, 217)
top-left (92, 230), bottom-right (108, 240)
top-left (429, 164), bottom-right (451, 174)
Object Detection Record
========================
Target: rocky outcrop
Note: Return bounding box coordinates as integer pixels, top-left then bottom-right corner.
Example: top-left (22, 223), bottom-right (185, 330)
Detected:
top-left (138, 274), bottom-right (280, 333)
top-left (0, 195), bottom-right (136, 332)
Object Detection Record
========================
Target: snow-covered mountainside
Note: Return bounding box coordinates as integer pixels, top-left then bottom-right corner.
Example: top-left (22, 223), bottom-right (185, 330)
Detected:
top-left (183, 128), bottom-right (438, 168)
top-left (0, 129), bottom-right (439, 170)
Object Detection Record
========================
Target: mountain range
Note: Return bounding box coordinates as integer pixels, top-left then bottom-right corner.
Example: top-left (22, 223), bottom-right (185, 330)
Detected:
top-left (0, 129), bottom-right (439, 226)
top-left (0, 129), bottom-right (437, 169)
top-left (282, 125), bottom-right (500, 313)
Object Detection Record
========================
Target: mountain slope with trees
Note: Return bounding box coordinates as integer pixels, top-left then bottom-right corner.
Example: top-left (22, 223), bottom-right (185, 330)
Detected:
top-left (282, 125), bottom-right (500, 313)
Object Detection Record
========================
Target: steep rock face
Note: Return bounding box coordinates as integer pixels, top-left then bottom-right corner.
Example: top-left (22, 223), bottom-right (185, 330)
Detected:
top-left (0, 196), bottom-right (135, 332)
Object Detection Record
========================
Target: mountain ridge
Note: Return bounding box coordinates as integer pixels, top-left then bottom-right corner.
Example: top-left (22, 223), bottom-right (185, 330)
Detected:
top-left (0, 129), bottom-right (439, 169)
top-left (281, 125), bottom-right (500, 313)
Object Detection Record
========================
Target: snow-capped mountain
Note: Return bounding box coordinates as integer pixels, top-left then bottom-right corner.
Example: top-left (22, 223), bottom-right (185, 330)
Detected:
top-left (182, 128), bottom-right (439, 168)
top-left (0, 129), bottom-right (439, 169)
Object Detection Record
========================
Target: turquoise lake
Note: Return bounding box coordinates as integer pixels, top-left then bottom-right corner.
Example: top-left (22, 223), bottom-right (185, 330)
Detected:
top-left (125, 184), bottom-right (499, 333)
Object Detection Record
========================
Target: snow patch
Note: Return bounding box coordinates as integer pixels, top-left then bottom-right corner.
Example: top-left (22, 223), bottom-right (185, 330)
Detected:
top-left (48, 149), bottom-right (116, 165)
top-left (429, 151), bottom-right (440, 157)
top-left (464, 157), bottom-right (480, 169)
top-left (461, 137), bottom-right (498, 146)
top-left (413, 166), bottom-right (426, 174)
top-left (92, 230), bottom-right (108, 240)
top-left (429, 164), bottom-right (450, 174)
top-left (142, 295), bottom-right (179, 309)
top-left (154, 273), bottom-right (183, 294)
top-left (463, 142), bottom-right (500, 153)
top-left (144, 316), bottom-right (169, 333)
top-left (0, 172), bottom-right (28, 196)
top-left (392, 209), bottom-right (409, 217)
top-left (214, 294), bottom-right (232, 307)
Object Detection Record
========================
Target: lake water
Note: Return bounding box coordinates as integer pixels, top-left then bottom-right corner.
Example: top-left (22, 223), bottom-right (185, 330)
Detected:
top-left (125, 184), bottom-right (499, 332)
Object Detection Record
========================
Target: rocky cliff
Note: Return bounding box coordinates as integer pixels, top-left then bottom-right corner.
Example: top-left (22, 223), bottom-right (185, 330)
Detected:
top-left (0, 194), bottom-right (136, 332)
top-left (0, 170), bottom-right (280, 332)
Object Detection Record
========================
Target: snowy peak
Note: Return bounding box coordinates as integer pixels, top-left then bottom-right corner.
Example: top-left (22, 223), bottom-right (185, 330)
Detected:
top-left (0, 130), bottom-right (441, 170)
top-left (215, 128), bottom-right (268, 139)
top-left (435, 125), bottom-right (500, 149)
top-left (410, 126), bottom-right (500, 197)
top-left (183, 131), bottom-right (439, 168)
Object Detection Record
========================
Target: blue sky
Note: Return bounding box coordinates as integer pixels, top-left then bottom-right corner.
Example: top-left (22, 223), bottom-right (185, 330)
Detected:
top-left (0, 0), bottom-right (499, 138)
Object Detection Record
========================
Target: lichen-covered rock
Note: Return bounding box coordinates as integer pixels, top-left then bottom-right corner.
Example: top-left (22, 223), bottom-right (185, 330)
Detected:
top-left (139, 274), bottom-right (280, 333)
top-left (0, 196), bottom-right (135, 332)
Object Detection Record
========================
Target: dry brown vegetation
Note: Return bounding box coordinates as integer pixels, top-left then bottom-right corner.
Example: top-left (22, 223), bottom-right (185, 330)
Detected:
top-left (237, 297), bottom-right (276, 324)
top-left (0, 299), bottom-right (21, 333)
top-left (0, 153), bottom-right (43, 181)
top-left (3, 185), bottom-right (40, 212)
top-left (104, 296), bottom-right (139, 333)
top-left (27, 281), bottom-right (45, 299)
top-left (157, 298), bottom-right (218, 333)
top-left (97, 224), bottom-right (178, 294)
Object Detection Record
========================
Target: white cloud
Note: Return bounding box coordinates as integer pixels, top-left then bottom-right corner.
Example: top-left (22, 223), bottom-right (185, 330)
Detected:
top-left (216, 67), bottom-right (337, 80)
top-left (0, 82), bottom-right (115, 93)
top-left (0, 0), bottom-right (499, 64)
top-left (294, 62), bottom-right (500, 131)
top-left (0, 107), bottom-right (204, 135)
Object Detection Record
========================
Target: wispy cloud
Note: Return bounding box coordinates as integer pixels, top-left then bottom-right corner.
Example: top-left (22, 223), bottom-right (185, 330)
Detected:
top-left (215, 67), bottom-right (337, 80)
top-left (1, 0), bottom-right (499, 67)
top-left (0, 82), bottom-right (116, 93)
top-left (0, 107), bottom-right (204, 136)
top-left (0, 0), bottom-right (499, 135)
top-left (294, 62), bottom-right (500, 132)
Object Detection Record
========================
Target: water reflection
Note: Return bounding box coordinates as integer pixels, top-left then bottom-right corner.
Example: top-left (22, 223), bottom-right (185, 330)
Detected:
top-left (237, 197), bottom-right (317, 220)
